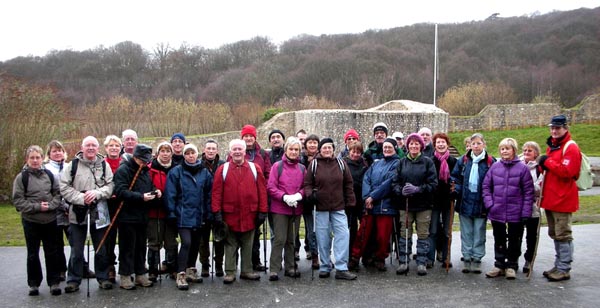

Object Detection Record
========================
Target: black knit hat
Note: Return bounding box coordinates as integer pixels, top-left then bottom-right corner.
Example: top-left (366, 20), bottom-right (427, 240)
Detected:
top-left (268, 129), bottom-right (285, 141)
top-left (383, 138), bottom-right (398, 149)
top-left (318, 137), bottom-right (335, 151)
top-left (133, 144), bottom-right (153, 163)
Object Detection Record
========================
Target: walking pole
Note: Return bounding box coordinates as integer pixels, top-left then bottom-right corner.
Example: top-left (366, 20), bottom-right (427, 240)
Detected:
top-left (157, 208), bottom-right (162, 284)
top-left (292, 206), bottom-right (298, 278)
top-left (86, 211), bottom-right (91, 298)
top-left (527, 172), bottom-right (545, 279)
top-left (446, 199), bottom-right (455, 273)
top-left (404, 198), bottom-right (409, 276)
top-left (211, 229), bottom-right (215, 281)
top-left (263, 214), bottom-right (268, 273)
top-left (311, 206), bottom-right (316, 281)
top-left (96, 164), bottom-right (144, 253)
top-left (391, 215), bottom-right (399, 265)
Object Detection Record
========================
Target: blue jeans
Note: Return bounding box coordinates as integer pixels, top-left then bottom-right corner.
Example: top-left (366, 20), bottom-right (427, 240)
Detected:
top-left (315, 210), bottom-right (350, 272)
top-left (459, 215), bottom-right (486, 262)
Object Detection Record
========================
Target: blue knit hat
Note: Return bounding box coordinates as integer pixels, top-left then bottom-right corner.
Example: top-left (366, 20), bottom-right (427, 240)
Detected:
top-left (171, 132), bottom-right (186, 143)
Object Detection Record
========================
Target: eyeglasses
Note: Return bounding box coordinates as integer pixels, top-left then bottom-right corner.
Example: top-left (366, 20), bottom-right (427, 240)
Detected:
top-left (346, 137), bottom-right (357, 141)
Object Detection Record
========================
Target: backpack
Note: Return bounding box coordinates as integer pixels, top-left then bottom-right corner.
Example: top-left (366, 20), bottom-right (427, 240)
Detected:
top-left (310, 157), bottom-right (345, 177)
top-left (21, 169), bottom-right (55, 195)
top-left (276, 160), bottom-right (306, 178)
top-left (222, 162), bottom-right (257, 182)
top-left (69, 157), bottom-right (107, 185)
top-left (563, 140), bottom-right (594, 191)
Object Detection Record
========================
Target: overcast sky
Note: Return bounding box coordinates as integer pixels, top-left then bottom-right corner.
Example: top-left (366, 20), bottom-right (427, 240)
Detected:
top-left (1, 0), bottom-right (597, 61)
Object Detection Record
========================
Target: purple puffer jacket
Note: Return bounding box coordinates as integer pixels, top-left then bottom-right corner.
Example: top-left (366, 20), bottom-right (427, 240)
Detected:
top-left (267, 155), bottom-right (305, 215)
top-left (482, 157), bottom-right (534, 223)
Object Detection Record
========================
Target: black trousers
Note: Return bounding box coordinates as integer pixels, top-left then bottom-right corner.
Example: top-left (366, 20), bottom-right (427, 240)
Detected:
top-left (178, 228), bottom-right (202, 272)
top-left (118, 222), bottom-right (147, 275)
top-left (491, 220), bottom-right (524, 270)
top-left (523, 217), bottom-right (541, 262)
top-left (23, 218), bottom-right (62, 287)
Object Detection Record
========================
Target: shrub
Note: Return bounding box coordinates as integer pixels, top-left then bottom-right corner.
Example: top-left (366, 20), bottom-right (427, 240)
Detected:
top-left (438, 81), bottom-right (518, 116)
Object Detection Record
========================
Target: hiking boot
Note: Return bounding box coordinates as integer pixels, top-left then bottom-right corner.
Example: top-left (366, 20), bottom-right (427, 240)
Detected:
top-left (240, 272), bottom-right (260, 280)
top-left (522, 261), bottom-right (531, 274)
top-left (215, 264), bottom-right (224, 277)
top-left (64, 282), bottom-right (79, 293)
top-left (543, 267), bottom-right (558, 278)
top-left (462, 260), bottom-right (471, 273)
top-left (318, 271), bottom-right (330, 278)
top-left (223, 274), bottom-right (236, 284)
top-left (253, 263), bottom-right (267, 272)
top-left (417, 264), bottom-right (427, 276)
top-left (486, 267), bottom-right (505, 278)
top-left (135, 274), bottom-right (154, 287)
top-left (505, 268), bottom-right (516, 280)
top-left (442, 261), bottom-right (453, 268)
top-left (176, 272), bottom-right (189, 290)
top-left (306, 253), bottom-right (312, 260)
top-left (119, 275), bottom-right (135, 290)
top-left (201, 265), bottom-right (210, 278)
top-left (108, 265), bottom-right (116, 283)
top-left (99, 280), bottom-right (113, 290)
top-left (59, 271), bottom-right (66, 282)
top-left (335, 270), bottom-right (357, 280)
top-left (269, 272), bottom-right (279, 281)
top-left (285, 270), bottom-right (301, 278)
top-left (374, 260), bottom-right (387, 272)
top-left (436, 250), bottom-right (444, 262)
top-left (295, 251), bottom-right (300, 261)
top-left (28, 286), bottom-right (39, 296)
top-left (148, 272), bottom-right (158, 282)
top-left (471, 260), bottom-right (482, 274)
top-left (425, 260), bottom-right (434, 269)
top-left (50, 284), bottom-right (62, 295)
top-left (547, 270), bottom-right (571, 282)
top-left (83, 268), bottom-right (96, 279)
top-left (396, 263), bottom-right (409, 275)
top-left (311, 254), bottom-right (320, 270)
top-left (185, 268), bottom-right (203, 283)
top-left (348, 257), bottom-right (359, 271)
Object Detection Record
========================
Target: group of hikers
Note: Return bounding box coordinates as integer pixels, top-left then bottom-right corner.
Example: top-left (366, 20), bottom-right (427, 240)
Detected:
top-left (13, 114), bottom-right (581, 296)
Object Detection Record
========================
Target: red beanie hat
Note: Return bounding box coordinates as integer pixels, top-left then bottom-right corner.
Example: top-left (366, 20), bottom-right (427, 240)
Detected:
top-left (241, 124), bottom-right (257, 139)
top-left (344, 129), bottom-right (360, 142)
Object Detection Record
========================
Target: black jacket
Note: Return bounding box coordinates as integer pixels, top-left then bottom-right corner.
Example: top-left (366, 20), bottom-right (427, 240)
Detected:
top-left (114, 158), bottom-right (154, 223)
top-left (392, 154), bottom-right (438, 212)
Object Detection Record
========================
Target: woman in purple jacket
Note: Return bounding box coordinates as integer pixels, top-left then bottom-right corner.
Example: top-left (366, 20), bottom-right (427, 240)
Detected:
top-left (267, 137), bottom-right (305, 281)
top-left (483, 138), bottom-right (534, 280)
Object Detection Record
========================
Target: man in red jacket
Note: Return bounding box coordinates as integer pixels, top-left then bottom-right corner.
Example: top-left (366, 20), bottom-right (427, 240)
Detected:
top-left (212, 139), bottom-right (268, 284)
top-left (538, 115), bottom-right (581, 282)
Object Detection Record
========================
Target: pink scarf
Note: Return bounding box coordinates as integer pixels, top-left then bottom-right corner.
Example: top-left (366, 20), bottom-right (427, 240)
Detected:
top-left (435, 150), bottom-right (450, 183)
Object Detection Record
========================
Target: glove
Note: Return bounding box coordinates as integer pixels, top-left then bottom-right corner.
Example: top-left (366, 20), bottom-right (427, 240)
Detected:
top-left (289, 200), bottom-right (298, 208)
top-left (538, 155), bottom-right (548, 171)
top-left (449, 190), bottom-right (460, 199)
top-left (291, 193), bottom-right (302, 202)
top-left (402, 183), bottom-right (421, 196)
top-left (257, 212), bottom-right (267, 223)
top-left (213, 212), bottom-right (223, 222)
top-left (283, 195), bottom-right (295, 206)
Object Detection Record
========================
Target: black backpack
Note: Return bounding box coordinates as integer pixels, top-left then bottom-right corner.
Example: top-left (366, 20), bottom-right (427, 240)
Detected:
top-left (68, 157), bottom-right (107, 184)
top-left (21, 169), bottom-right (55, 195)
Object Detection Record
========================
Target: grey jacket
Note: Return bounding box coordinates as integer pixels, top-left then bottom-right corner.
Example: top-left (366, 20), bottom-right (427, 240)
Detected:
top-left (59, 152), bottom-right (114, 225)
top-left (12, 166), bottom-right (61, 224)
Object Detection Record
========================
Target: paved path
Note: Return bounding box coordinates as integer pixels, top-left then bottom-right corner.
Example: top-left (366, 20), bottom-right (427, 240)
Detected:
top-left (1, 224), bottom-right (598, 308)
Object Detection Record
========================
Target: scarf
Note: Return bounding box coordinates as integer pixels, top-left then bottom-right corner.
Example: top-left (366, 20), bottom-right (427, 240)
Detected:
top-left (435, 150), bottom-right (450, 183)
top-left (158, 159), bottom-right (172, 169)
top-left (183, 160), bottom-right (202, 175)
top-left (468, 150), bottom-right (486, 192)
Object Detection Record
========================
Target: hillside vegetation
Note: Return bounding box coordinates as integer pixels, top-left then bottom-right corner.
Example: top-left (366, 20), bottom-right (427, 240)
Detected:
top-left (1, 7), bottom-right (599, 109)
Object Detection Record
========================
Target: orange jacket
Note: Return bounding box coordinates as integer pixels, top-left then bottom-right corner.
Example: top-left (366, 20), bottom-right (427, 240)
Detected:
top-left (540, 132), bottom-right (581, 213)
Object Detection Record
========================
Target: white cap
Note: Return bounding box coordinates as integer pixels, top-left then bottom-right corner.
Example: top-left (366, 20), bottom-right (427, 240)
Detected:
top-left (392, 132), bottom-right (404, 139)
top-left (183, 144), bottom-right (198, 154)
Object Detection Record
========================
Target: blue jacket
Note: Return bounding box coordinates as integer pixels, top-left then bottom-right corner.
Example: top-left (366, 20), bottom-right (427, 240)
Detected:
top-left (166, 161), bottom-right (213, 228)
top-left (450, 150), bottom-right (496, 218)
top-left (362, 154), bottom-right (400, 216)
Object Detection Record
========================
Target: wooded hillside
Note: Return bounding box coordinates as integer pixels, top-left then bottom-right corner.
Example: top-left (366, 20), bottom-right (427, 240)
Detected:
top-left (1, 7), bottom-right (598, 108)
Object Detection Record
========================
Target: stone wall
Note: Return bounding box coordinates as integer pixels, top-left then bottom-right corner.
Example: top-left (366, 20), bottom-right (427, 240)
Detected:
top-left (448, 95), bottom-right (599, 132)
